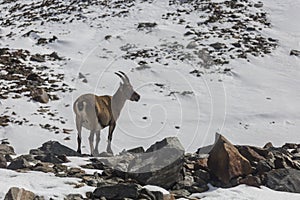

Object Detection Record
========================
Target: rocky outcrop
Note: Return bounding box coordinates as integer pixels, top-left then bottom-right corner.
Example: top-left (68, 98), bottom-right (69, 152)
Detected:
top-left (265, 168), bottom-right (300, 193)
top-left (208, 134), bottom-right (252, 185)
top-left (2, 136), bottom-right (300, 198)
top-left (4, 187), bottom-right (36, 200)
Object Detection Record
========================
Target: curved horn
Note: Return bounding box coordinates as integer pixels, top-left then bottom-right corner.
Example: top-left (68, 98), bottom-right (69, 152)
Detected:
top-left (115, 72), bottom-right (126, 83)
top-left (118, 71), bottom-right (130, 83)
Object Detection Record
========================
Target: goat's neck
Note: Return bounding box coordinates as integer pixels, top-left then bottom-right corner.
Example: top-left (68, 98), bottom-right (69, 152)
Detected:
top-left (111, 87), bottom-right (127, 120)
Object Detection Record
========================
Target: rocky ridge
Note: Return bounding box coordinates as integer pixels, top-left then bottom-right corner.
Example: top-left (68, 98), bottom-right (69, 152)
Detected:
top-left (1, 135), bottom-right (300, 199)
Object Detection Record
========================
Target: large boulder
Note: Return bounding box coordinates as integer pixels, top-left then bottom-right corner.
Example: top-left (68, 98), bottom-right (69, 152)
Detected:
top-left (265, 168), bottom-right (300, 193)
top-left (208, 134), bottom-right (252, 184)
top-left (127, 137), bottom-right (185, 189)
top-left (4, 187), bottom-right (35, 200)
top-left (94, 137), bottom-right (185, 189)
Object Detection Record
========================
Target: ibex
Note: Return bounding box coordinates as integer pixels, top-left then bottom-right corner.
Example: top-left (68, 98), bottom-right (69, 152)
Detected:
top-left (73, 71), bottom-right (140, 156)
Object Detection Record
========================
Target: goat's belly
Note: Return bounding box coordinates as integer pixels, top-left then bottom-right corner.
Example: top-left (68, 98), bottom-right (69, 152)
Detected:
top-left (79, 112), bottom-right (102, 131)
top-left (82, 120), bottom-right (102, 131)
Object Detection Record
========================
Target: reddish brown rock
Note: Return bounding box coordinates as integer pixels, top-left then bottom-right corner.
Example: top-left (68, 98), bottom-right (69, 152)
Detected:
top-left (236, 145), bottom-right (266, 166)
top-left (239, 175), bottom-right (261, 188)
top-left (195, 157), bottom-right (208, 170)
top-left (208, 134), bottom-right (252, 184)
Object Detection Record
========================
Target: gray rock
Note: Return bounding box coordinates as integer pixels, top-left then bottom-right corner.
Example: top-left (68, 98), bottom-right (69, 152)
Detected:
top-left (127, 137), bottom-right (185, 189)
top-left (290, 49), bottom-right (300, 57)
top-left (93, 184), bottom-right (140, 199)
top-left (0, 144), bottom-right (16, 155)
top-left (31, 141), bottom-right (80, 157)
top-left (194, 169), bottom-right (210, 182)
top-left (4, 187), bottom-right (35, 200)
top-left (7, 158), bottom-right (31, 170)
top-left (0, 154), bottom-right (7, 168)
top-left (126, 146), bottom-right (145, 154)
top-left (266, 168), bottom-right (300, 193)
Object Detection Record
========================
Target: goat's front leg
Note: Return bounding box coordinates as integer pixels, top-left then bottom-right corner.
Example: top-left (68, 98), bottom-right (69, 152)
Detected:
top-left (94, 130), bottom-right (101, 156)
top-left (89, 131), bottom-right (95, 156)
top-left (106, 122), bottom-right (116, 154)
top-left (76, 116), bottom-right (82, 154)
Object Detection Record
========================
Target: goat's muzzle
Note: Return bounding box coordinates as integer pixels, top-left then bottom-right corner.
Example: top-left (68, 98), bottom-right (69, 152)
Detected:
top-left (130, 91), bottom-right (140, 102)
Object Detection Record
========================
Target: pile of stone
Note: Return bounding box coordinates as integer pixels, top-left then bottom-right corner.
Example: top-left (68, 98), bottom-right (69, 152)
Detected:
top-left (1, 135), bottom-right (300, 199)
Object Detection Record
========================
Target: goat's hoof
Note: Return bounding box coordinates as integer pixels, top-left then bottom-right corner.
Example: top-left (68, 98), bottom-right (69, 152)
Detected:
top-left (77, 150), bottom-right (82, 154)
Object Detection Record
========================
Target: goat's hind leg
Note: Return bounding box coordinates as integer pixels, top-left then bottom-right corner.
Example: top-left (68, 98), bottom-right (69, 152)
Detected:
top-left (89, 131), bottom-right (95, 156)
top-left (94, 130), bottom-right (101, 156)
top-left (76, 116), bottom-right (82, 154)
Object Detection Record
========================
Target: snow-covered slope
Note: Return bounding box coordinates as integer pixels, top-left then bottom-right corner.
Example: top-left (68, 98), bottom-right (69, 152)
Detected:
top-left (0, 0), bottom-right (300, 199)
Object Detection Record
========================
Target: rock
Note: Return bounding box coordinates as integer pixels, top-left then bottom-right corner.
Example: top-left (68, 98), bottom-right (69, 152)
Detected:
top-left (35, 153), bottom-right (66, 164)
top-left (126, 146), bottom-right (145, 154)
top-left (196, 144), bottom-right (214, 154)
top-left (254, 2), bottom-right (264, 8)
top-left (64, 194), bottom-right (84, 200)
top-left (30, 54), bottom-right (45, 62)
top-left (93, 184), bottom-right (140, 199)
top-left (7, 158), bottom-right (31, 170)
top-left (30, 88), bottom-right (49, 104)
top-left (282, 143), bottom-right (298, 149)
top-left (170, 189), bottom-right (190, 199)
top-left (4, 187), bottom-right (35, 200)
top-left (137, 22), bottom-right (157, 30)
top-left (239, 175), bottom-right (261, 188)
top-left (49, 52), bottom-right (62, 60)
top-left (194, 169), bottom-right (210, 182)
top-left (26, 73), bottom-right (43, 83)
top-left (0, 144), bottom-right (16, 155)
top-left (32, 141), bottom-right (80, 156)
top-left (266, 168), bottom-right (300, 193)
top-left (209, 42), bottom-right (226, 50)
top-left (256, 160), bottom-right (273, 174)
top-left (290, 49), bottom-right (300, 57)
top-left (195, 157), bottom-right (208, 170)
top-left (31, 162), bottom-right (55, 173)
top-left (236, 145), bottom-right (265, 166)
top-left (263, 142), bottom-right (274, 149)
top-left (127, 137), bottom-right (185, 189)
top-left (186, 41), bottom-right (197, 49)
top-left (0, 154), bottom-right (7, 168)
top-left (208, 134), bottom-right (252, 184)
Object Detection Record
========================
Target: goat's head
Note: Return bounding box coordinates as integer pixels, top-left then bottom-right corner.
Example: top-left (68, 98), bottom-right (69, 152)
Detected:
top-left (115, 71), bottom-right (140, 102)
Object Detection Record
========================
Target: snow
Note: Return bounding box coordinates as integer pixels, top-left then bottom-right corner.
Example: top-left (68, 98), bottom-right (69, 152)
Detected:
top-left (189, 184), bottom-right (300, 200)
top-left (0, 169), bottom-right (93, 199)
top-left (0, 0), bottom-right (300, 199)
